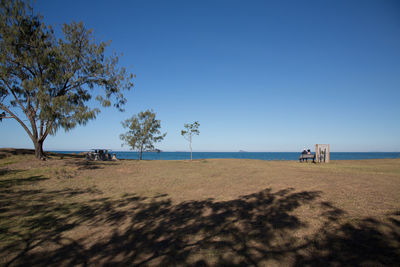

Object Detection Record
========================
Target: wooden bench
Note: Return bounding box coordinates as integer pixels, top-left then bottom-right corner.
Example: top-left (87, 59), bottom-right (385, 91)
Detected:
top-left (299, 153), bottom-right (316, 163)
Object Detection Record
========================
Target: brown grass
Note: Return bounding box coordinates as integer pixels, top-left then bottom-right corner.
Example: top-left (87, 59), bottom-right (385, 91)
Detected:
top-left (0, 149), bottom-right (399, 266)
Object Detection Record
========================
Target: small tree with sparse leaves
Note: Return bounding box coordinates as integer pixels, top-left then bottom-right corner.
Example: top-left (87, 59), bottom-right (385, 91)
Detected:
top-left (181, 121), bottom-right (200, 161)
top-left (120, 110), bottom-right (166, 160)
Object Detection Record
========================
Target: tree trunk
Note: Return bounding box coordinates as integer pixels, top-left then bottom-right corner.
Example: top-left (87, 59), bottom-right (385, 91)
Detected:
top-left (33, 139), bottom-right (45, 159)
top-left (190, 141), bottom-right (192, 161)
top-left (139, 149), bottom-right (143, 160)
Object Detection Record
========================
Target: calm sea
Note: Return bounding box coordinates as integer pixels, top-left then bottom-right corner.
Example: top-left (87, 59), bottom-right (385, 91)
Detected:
top-left (52, 151), bottom-right (400, 161)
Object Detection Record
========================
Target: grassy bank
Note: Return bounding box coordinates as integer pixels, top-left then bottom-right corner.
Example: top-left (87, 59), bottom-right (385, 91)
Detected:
top-left (1, 149), bottom-right (399, 266)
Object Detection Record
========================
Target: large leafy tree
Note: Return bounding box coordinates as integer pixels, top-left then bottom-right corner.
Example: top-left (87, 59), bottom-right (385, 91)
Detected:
top-left (120, 110), bottom-right (166, 160)
top-left (0, 0), bottom-right (133, 159)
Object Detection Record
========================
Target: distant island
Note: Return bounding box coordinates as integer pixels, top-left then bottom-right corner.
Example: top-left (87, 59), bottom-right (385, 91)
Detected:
top-left (147, 149), bottom-right (162, 153)
top-left (238, 150), bottom-right (247, 153)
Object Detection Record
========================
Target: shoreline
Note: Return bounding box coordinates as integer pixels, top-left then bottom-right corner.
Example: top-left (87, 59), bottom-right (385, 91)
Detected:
top-left (1, 148), bottom-right (400, 161)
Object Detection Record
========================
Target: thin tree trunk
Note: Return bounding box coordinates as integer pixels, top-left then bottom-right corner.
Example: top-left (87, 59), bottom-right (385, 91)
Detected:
top-left (190, 141), bottom-right (192, 161)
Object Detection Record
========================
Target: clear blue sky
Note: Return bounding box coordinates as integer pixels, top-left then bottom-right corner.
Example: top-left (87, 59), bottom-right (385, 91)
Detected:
top-left (1, 0), bottom-right (399, 152)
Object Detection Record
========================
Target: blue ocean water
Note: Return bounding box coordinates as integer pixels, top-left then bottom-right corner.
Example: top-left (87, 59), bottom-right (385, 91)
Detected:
top-left (52, 151), bottom-right (400, 161)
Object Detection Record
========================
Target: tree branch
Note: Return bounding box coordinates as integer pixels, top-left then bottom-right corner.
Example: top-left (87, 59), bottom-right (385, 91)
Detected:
top-left (3, 79), bottom-right (39, 140)
top-left (62, 79), bottom-right (86, 95)
top-left (0, 104), bottom-right (34, 141)
top-left (2, 78), bottom-right (39, 139)
top-left (58, 77), bottom-right (72, 97)
top-left (40, 120), bottom-right (53, 142)
top-left (39, 116), bottom-right (44, 137)
top-left (183, 134), bottom-right (191, 142)
top-left (1, 78), bottom-right (28, 114)
top-left (2, 75), bottom-right (41, 139)
top-left (9, 58), bottom-right (37, 78)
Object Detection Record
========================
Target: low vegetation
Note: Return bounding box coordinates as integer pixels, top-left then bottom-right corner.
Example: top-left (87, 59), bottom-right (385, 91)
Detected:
top-left (0, 149), bottom-right (399, 266)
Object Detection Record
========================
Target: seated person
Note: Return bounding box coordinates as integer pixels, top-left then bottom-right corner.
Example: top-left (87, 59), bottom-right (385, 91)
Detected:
top-left (307, 149), bottom-right (311, 154)
top-left (302, 147), bottom-right (307, 154)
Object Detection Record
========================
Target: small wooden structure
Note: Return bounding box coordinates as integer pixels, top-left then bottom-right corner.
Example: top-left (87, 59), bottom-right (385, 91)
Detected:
top-left (315, 144), bottom-right (330, 163)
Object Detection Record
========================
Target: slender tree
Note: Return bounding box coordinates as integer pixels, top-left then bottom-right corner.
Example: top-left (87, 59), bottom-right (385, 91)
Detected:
top-left (181, 121), bottom-right (200, 161)
top-left (0, 0), bottom-right (134, 159)
top-left (120, 110), bottom-right (166, 160)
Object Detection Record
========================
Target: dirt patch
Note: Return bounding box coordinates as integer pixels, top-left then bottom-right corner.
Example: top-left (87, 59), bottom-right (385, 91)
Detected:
top-left (0, 152), bottom-right (399, 266)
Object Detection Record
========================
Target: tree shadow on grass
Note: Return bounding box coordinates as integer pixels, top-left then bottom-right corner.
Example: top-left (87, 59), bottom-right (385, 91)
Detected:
top-left (0, 186), bottom-right (399, 266)
top-left (0, 149), bottom-right (35, 156)
top-left (66, 159), bottom-right (119, 170)
top-left (294, 216), bottom-right (400, 266)
top-left (0, 169), bottom-right (22, 177)
top-left (0, 148), bottom-right (85, 160)
top-left (0, 173), bottom-right (48, 188)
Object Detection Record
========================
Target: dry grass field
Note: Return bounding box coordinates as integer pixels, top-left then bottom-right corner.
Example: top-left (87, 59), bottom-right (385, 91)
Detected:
top-left (0, 148), bottom-right (399, 266)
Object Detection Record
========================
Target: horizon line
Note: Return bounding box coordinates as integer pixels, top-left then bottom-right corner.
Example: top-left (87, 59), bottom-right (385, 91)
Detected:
top-left (2, 147), bottom-right (400, 153)
top-left (50, 150), bottom-right (400, 153)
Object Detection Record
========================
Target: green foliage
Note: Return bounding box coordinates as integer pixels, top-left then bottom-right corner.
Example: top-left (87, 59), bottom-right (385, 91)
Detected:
top-left (0, 0), bottom-right (134, 158)
top-left (120, 110), bottom-right (166, 160)
top-left (181, 121), bottom-right (200, 141)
